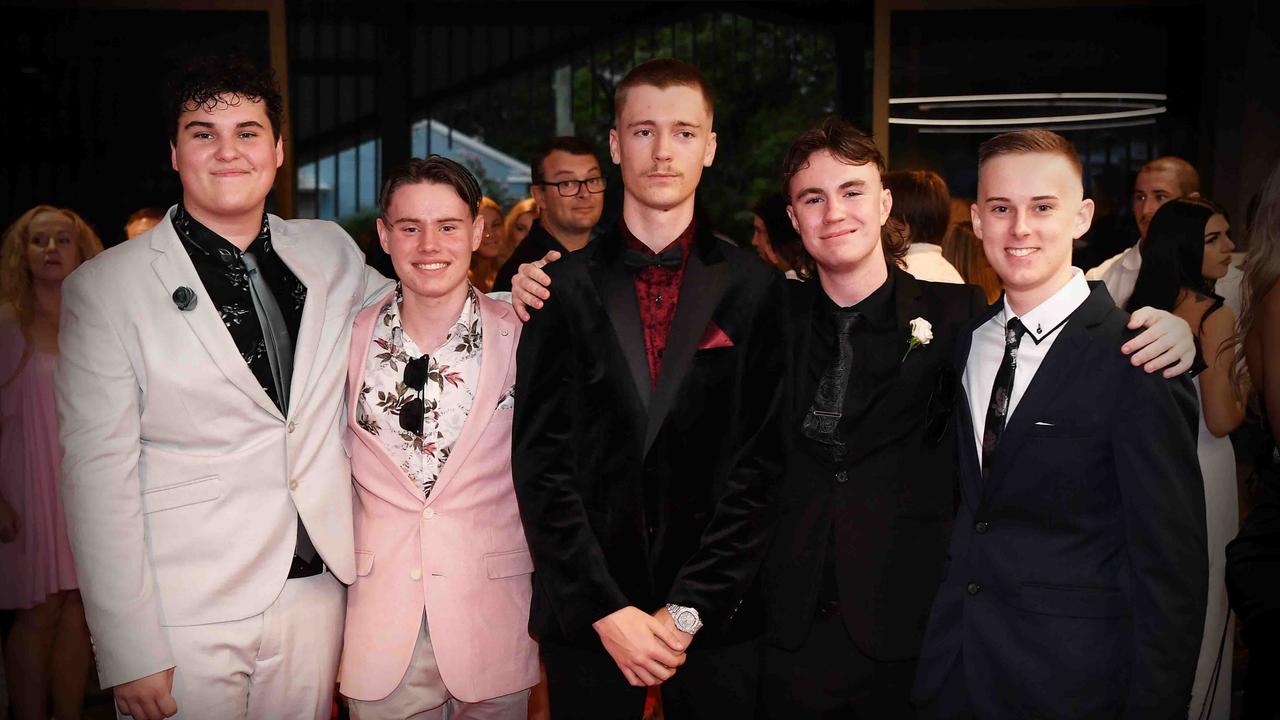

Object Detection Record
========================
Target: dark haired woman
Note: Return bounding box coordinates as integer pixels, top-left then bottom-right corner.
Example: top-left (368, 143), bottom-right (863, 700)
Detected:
top-left (1128, 196), bottom-right (1243, 720)
top-left (751, 193), bottom-right (806, 280)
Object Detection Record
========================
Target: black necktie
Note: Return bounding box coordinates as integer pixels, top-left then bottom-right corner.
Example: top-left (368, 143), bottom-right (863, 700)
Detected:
top-left (981, 317), bottom-right (1027, 478)
top-left (622, 243), bottom-right (683, 270)
top-left (802, 309), bottom-right (863, 460)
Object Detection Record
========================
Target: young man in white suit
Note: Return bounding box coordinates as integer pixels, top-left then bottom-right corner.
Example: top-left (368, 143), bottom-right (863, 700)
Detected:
top-left (55, 54), bottom-right (390, 719)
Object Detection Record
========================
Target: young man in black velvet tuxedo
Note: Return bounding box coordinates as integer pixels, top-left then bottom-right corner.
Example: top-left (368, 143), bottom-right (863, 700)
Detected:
top-left (912, 129), bottom-right (1207, 719)
top-left (510, 59), bottom-right (788, 719)
top-left (757, 118), bottom-right (1199, 719)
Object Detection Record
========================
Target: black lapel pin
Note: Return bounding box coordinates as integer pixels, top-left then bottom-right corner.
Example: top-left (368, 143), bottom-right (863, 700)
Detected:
top-left (172, 286), bottom-right (197, 311)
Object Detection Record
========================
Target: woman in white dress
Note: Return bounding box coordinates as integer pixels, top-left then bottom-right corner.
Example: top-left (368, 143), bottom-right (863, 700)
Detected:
top-left (1129, 196), bottom-right (1246, 719)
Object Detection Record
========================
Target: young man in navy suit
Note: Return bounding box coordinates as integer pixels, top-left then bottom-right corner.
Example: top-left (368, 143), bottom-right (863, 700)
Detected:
top-left (913, 129), bottom-right (1207, 719)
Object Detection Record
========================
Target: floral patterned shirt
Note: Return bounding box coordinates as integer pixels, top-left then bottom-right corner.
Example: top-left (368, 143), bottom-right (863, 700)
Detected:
top-left (357, 285), bottom-right (483, 498)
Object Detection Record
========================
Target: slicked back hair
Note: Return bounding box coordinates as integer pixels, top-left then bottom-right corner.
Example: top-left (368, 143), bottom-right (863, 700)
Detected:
top-left (379, 155), bottom-right (483, 221)
top-left (614, 58), bottom-right (714, 122)
top-left (977, 129), bottom-right (1083, 181)
top-left (530, 137), bottom-right (600, 185)
top-left (165, 53), bottom-right (284, 142)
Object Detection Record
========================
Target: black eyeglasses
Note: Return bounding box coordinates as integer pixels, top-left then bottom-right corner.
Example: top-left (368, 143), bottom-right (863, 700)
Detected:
top-left (533, 176), bottom-right (607, 197)
top-left (399, 355), bottom-right (428, 436)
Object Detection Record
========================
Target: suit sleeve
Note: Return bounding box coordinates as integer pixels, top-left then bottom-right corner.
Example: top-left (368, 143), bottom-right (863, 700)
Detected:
top-left (513, 274), bottom-right (630, 634)
top-left (1112, 367), bottom-right (1208, 718)
top-left (55, 265), bottom-right (175, 688)
top-left (666, 271), bottom-right (791, 629)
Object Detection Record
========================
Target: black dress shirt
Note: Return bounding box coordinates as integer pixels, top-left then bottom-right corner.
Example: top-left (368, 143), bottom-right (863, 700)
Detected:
top-left (798, 269), bottom-right (899, 604)
top-left (171, 204), bottom-right (307, 412)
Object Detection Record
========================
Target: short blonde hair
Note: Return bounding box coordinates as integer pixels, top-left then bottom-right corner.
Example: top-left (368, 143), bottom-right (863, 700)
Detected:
top-left (977, 129), bottom-right (1082, 180)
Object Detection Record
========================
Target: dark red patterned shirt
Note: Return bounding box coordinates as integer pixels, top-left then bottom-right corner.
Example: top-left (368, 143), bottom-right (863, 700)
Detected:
top-left (621, 218), bottom-right (697, 389)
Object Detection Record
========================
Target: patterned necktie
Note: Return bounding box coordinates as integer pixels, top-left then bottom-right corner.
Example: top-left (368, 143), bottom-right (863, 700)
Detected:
top-left (981, 317), bottom-right (1028, 478)
top-left (802, 309), bottom-right (864, 460)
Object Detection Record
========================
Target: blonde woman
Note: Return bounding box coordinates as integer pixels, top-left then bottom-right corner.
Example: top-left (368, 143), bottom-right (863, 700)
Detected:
top-left (468, 197), bottom-right (507, 292)
top-left (503, 197), bottom-right (539, 255)
top-left (1, 205), bottom-right (103, 720)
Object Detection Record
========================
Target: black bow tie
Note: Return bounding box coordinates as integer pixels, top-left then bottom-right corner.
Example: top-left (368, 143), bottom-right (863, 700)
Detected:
top-left (623, 243), bottom-right (684, 271)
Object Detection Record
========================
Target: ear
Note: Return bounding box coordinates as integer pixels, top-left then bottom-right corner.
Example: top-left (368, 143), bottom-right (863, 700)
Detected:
top-left (471, 214), bottom-right (484, 252)
top-left (275, 135), bottom-right (285, 169)
top-left (530, 183), bottom-right (546, 208)
top-left (376, 217), bottom-right (391, 255)
top-left (608, 128), bottom-right (621, 166)
top-left (880, 187), bottom-right (893, 227)
top-left (969, 202), bottom-right (982, 239)
top-left (1074, 198), bottom-right (1096, 240)
top-left (170, 141), bottom-right (179, 173)
top-left (786, 202), bottom-right (800, 235)
top-left (703, 131), bottom-right (718, 168)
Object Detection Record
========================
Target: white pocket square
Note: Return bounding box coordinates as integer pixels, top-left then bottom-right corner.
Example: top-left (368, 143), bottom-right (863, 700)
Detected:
top-left (1034, 421), bottom-right (1055, 427)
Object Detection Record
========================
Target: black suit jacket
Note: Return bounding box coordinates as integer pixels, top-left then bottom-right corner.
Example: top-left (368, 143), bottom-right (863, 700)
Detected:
top-left (913, 283), bottom-right (1208, 719)
top-left (763, 269), bottom-right (986, 660)
top-left (493, 221), bottom-right (570, 293)
top-left (513, 221), bottom-right (789, 649)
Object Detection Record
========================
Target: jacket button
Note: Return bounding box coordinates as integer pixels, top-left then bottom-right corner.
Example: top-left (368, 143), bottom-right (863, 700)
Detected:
top-left (975, 521), bottom-right (989, 534)
top-left (647, 525), bottom-right (656, 537)
top-left (967, 582), bottom-right (981, 596)
top-left (288, 479), bottom-right (298, 491)
top-left (835, 470), bottom-right (849, 484)
top-left (287, 420), bottom-right (297, 433)
top-left (410, 568), bottom-right (422, 581)
top-left (423, 508), bottom-right (435, 519)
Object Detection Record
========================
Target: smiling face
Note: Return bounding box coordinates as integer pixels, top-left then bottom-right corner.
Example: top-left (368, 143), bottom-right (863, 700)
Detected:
top-left (476, 206), bottom-right (505, 260)
top-left (973, 152), bottom-right (1094, 313)
top-left (786, 149), bottom-right (892, 281)
top-left (26, 210), bottom-right (82, 284)
top-left (1201, 213), bottom-right (1235, 281)
top-left (609, 84), bottom-right (716, 214)
top-left (171, 93), bottom-right (282, 225)
top-left (377, 181), bottom-right (482, 305)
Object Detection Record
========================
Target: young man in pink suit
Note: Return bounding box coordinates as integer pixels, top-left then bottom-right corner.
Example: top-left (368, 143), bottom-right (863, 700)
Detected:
top-left (339, 156), bottom-right (537, 719)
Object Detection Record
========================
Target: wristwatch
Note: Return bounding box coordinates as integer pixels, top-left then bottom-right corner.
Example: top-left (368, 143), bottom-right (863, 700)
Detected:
top-left (665, 603), bottom-right (703, 635)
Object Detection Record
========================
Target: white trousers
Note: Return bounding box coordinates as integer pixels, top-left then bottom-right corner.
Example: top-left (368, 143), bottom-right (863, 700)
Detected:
top-left (118, 571), bottom-right (345, 720)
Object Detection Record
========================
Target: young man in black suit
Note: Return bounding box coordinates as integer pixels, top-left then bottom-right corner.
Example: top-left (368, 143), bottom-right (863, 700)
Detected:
top-left (912, 129), bottom-right (1207, 719)
top-left (758, 118), bottom-right (1199, 719)
top-left (511, 59), bottom-right (788, 719)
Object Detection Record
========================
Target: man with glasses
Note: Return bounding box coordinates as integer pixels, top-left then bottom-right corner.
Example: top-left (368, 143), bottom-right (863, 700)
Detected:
top-left (492, 136), bottom-right (605, 292)
top-left (337, 155), bottom-right (538, 719)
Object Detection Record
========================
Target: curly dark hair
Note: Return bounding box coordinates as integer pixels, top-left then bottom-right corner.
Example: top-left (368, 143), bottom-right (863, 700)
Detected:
top-left (164, 53), bottom-right (284, 142)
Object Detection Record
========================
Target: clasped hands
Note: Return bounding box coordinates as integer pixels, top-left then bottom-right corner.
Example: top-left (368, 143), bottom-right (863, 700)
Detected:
top-left (593, 605), bottom-right (693, 687)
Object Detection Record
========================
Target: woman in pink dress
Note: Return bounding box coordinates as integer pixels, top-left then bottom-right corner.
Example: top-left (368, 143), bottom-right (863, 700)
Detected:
top-left (1, 205), bottom-right (102, 720)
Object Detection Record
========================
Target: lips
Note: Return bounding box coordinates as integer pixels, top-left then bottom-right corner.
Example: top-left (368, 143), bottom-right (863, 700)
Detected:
top-left (1005, 247), bottom-right (1038, 258)
top-left (412, 261), bottom-right (448, 271)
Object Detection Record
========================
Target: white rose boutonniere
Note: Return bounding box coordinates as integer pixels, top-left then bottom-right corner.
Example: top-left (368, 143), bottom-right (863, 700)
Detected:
top-left (903, 317), bottom-right (933, 362)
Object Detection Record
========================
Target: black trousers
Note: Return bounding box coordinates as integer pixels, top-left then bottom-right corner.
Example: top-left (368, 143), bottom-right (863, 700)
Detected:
top-left (540, 638), bottom-right (761, 720)
top-left (760, 609), bottom-right (918, 719)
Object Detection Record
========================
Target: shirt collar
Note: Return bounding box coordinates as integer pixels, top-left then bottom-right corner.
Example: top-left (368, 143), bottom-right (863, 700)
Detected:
top-left (619, 216), bottom-right (697, 257)
top-left (817, 267), bottom-right (897, 332)
top-left (386, 283), bottom-right (481, 357)
top-left (1001, 268), bottom-right (1090, 344)
top-left (905, 242), bottom-right (943, 256)
top-left (173, 202), bottom-right (271, 263)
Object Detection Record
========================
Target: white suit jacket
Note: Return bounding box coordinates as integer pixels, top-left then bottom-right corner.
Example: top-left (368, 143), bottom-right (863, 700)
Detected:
top-left (55, 210), bottom-right (392, 688)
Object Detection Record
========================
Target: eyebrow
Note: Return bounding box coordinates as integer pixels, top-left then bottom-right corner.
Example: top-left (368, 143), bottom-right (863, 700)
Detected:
top-left (983, 195), bottom-right (1059, 202)
top-left (551, 167), bottom-right (600, 177)
top-left (182, 120), bottom-right (267, 131)
top-left (625, 120), bottom-right (702, 129)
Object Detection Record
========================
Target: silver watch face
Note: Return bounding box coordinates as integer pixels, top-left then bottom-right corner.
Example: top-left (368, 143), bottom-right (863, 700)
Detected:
top-left (671, 606), bottom-right (702, 633)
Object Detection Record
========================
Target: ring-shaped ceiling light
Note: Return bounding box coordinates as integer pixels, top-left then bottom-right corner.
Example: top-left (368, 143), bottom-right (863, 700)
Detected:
top-left (888, 92), bottom-right (1168, 133)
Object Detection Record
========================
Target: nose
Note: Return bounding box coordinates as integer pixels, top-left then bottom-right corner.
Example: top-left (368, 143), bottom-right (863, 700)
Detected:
top-left (214, 135), bottom-right (240, 162)
top-left (573, 182), bottom-right (590, 198)
top-left (823, 199), bottom-right (846, 224)
top-left (1012, 209), bottom-right (1032, 238)
top-left (1224, 235), bottom-right (1236, 253)
top-left (653, 134), bottom-right (673, 162)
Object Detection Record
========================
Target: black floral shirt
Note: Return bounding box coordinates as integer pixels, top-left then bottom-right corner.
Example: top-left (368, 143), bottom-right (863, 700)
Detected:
top-left (171, 204), bottom-right (307, 411)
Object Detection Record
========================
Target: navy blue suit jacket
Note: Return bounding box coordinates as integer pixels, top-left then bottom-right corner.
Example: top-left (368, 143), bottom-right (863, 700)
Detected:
top-left (913, 284), bottom-right (1208, 719)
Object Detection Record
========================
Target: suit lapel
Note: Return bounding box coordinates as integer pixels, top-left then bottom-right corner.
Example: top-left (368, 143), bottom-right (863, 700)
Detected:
top-left (982, 287), bottom-right (1111, 496)
top-left (644, 232), bottom-right (729, 454)
top-left (271, 218), bottom-right (328, 417)
top-left (149, 219), bottom-right (282, 419)
top-left (591, 236), bottom-right (651, 413)
top-left (428, 294), bottom-right (515, 505)
top-left (956, 297), bottom-right (1001, 493)
top-left (346, 291), bottom-right (429, 501)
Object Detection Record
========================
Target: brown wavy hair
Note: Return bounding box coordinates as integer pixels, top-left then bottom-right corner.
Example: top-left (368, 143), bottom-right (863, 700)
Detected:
top-left (1232, 160), bottom-right (1280, 394)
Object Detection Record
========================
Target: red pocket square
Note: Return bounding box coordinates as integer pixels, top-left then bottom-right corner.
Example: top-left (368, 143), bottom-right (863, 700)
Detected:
top-left (698, 322), bottom-right (734, 350)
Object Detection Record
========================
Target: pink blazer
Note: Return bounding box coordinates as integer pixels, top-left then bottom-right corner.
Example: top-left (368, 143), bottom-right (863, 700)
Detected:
top-left (338, 290), bottom-right (538, 703)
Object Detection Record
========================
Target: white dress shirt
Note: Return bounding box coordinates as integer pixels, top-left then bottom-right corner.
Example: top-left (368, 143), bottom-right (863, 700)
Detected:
top-left (964, 269), bottom-right (1092, 468)
top-left (1086, 243), bottom-right (1140, 309)
top-left (902, 242), bottom-right (965, 284)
